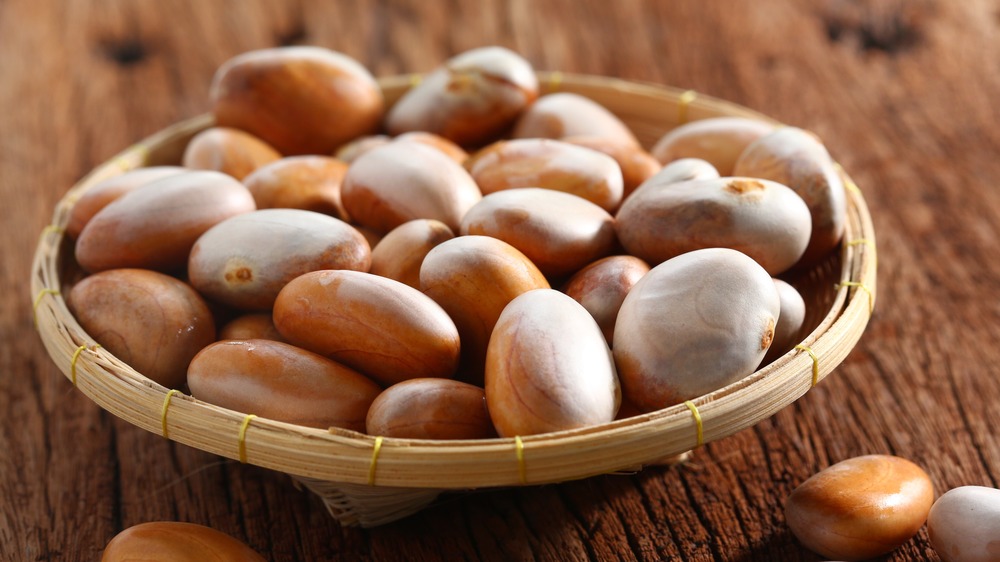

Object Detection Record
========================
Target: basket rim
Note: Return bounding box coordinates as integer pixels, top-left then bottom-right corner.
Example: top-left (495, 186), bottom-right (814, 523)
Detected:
top-left (30, 72), bottom-right (877, 489)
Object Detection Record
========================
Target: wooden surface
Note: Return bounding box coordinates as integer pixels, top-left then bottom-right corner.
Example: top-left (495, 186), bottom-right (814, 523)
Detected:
top-left (2, 1), bottom-right (999, 560)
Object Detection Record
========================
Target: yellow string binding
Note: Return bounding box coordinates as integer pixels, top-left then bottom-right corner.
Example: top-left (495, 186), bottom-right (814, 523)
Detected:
top-left (70, 344), bottom-right (101, 387)
top-left (238, 414), bottom-right (257, 463)
top-left (837, 281), bottom-right (874, 316)
top-left (683, 400), bottom-right (704, 447)
top-left (677, 90), bottom-right (698, 125)
top-left (846, 238), bottom-right (877, 268)
top-left (795, 344), bottom-right (820, 387)
top-left (32, 289), bottom-right (60, 326)
top-left (514, 435), bottom-right (527, 484)
top-left (833, 163), bottom-right (861, 194)
top-left (114, 143), bottom-right (151, 171)
top-left (547, 71), bottom-right (563, 92)
top-left (41, 224), bottom-right (65, 238)
top-left (160, 389), bottom-right (180, 438)
top-left (367, 436), bottom-right (384, 486)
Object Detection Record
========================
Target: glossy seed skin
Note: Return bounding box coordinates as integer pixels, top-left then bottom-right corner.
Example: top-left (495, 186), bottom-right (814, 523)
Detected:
top-left (562, 135), bottom-right (661, 203)
top-left (242, 155), bottom-right (351, 220)
top-left (785, 455), bottom-right (935, 561)
top-left (188, 209), bottom-right (371, 310)
top-left (614, 248), bottom-right (779, 411)
top-left (651, 117), bottom-right (775, 175)
top-left (273, 270), bottom-right (461, 386)
top-left (616, 176), bottom-right (811, 275)
top-left (210, 46), bottom-right (384, 155)
top-left (386, 46), bottom-right (538, 146)
top-left (562, 255), bottom-right (650, 346)
top-left (733, 126), bottom-right (847, 268)
top-left (928, 486), bottom-right (1000, 562)
top-left (465, 138), bottom-right (624, 211)
top-left (66, 166), bottom-right (186, 239)
top-left (366, 378), bottom-right (497, 440)
top-left (218, 313), bottom-right (285, 342)
top-left (188, 339), bottom-right (381, 432)
top-left (341, 141), bottom-right (482, 233)
top-left (68, 269), bottom-right (215, 390)
top-left (101, 521), bottom-right (266, 562)
top-left (370, 219), bottom-right (455, 289)
top-left (760, 279), bottom-right (806, 366)
top-left (420, 235), bottom-right (549, 384)
top-left (182, 126), bottom-right (281, 180)
top-left (460, 188), bottom-right (618, 278)
top-left (75, 171), bottom-right (256, 273)
top-left (513, 92), bottom-right (640, 147)
top-left (485, 289), bottom-right (619, 437)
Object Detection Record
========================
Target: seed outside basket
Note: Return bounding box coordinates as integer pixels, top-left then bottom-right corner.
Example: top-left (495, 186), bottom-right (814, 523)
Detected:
top-left (30, 72), bottom-right (877, 528)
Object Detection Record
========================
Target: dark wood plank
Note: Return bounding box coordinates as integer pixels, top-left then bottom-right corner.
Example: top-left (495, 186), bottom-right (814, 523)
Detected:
top-left (2, 0), bottom-right (999, 560)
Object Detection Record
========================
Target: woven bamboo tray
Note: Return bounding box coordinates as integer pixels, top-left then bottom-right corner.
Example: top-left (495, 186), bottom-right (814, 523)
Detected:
top-left (31, 72), bottom-right (877, 528)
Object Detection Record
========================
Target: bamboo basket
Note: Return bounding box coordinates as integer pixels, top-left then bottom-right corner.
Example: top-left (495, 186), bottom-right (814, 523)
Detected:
top-left (30, 72), bottom-right (877, 527)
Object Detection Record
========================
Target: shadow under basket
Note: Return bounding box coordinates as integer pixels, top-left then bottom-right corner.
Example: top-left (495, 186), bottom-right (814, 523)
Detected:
top-left (31, 73), bottom-right (877, 528)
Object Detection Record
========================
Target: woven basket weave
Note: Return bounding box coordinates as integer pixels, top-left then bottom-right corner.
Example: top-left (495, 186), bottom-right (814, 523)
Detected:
top-left (31, 72), bottom-right (877, 527)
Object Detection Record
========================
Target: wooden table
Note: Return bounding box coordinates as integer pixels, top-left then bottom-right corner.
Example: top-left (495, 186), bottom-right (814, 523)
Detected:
top-left (3, 1), bottom-right (998, 560)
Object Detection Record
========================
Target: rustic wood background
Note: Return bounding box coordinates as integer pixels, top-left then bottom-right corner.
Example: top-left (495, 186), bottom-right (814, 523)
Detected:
top-left (3, 0), bottom-right (999, 560)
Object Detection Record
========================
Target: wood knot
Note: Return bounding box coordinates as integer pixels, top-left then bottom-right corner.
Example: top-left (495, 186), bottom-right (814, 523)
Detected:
top-left (276, 25), bottom-right (308, 47)
top-left (99, 38), bottom-right (150, 66)
top-left (821, 5), bottom-right (925, 55)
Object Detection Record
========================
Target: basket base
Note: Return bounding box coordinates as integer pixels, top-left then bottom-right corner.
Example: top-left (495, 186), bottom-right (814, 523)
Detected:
top-left (292, 476), bottom-right (443, 528)
top-left (292, 451), bottom-right (694, 526)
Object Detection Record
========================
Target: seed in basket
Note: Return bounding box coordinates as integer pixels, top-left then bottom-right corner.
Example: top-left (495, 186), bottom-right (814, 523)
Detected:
top-left (65, 166), bottom-right (185, 239)
top-left (614, 248), bottom-right (779, 412)
top-left (341, 141), bottom-right (482, 233)
top-left (485, 289), bottom-right (619, 437)
top-left (394, 131), bottom-right (470, 164)
top-left (640, 157), bottom-right (719, 191)
top-left (210, 46), bottom-right (383, 156)
top-left (68, 269), bottom-right (216, 390)
top-left (242, 156), bottom-right (350, 221)
top-left (760, 279), bottom-right (807, 367)
top-left (561, 136), bottom-right (662, 203)
top-left (733, 126), bottom-right (847, 269)
top-left (182, 127), bottom-right (281, 181)
top-left (219, 313), bottom-right (285, 343)
top-left (101, 521), bottom-right (265, 562)
top-left (651, 116), bottom-right (776, 176)
top-left (784, 455), bottom-right (934, 561)
top-left (188, 209), bottom-right (370, 310)
top-left (334, 134), bottom-right (391, 164)
top-left (562, 255), bottom-right (650, 347)
top-left (460, 188), bottom-right (617, 279)
top-left (75, 170), bottom-right (256, 273)
top-left (420, 235), bottom-right (549, 385)
top-left (370, 219), bottom-right (455, 290)
top-left (386, 46), bottom-right (538, 147)
top-left (366, 378), bottom-right (497, 440)
top-left (512, 92), bottom-right (641, 148)
top-left (353, 224), bottom-right (383, 249)
top-left (465, 138), bottom-right (624, 212)
top-left (616, 177), bottom-right (812, 275)
top-left (273, 270), bottom-right (461, 386)
top-left (188, 339), bottom-right (380, 432)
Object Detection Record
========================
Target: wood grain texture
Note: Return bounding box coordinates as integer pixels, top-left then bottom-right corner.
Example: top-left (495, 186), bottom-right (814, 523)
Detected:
top-left (2, 0), bottom-right (999, 560)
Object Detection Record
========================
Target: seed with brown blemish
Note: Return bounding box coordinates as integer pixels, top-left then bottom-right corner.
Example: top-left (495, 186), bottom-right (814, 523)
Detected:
top-left (226, 267), bottom-right (253, 283)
